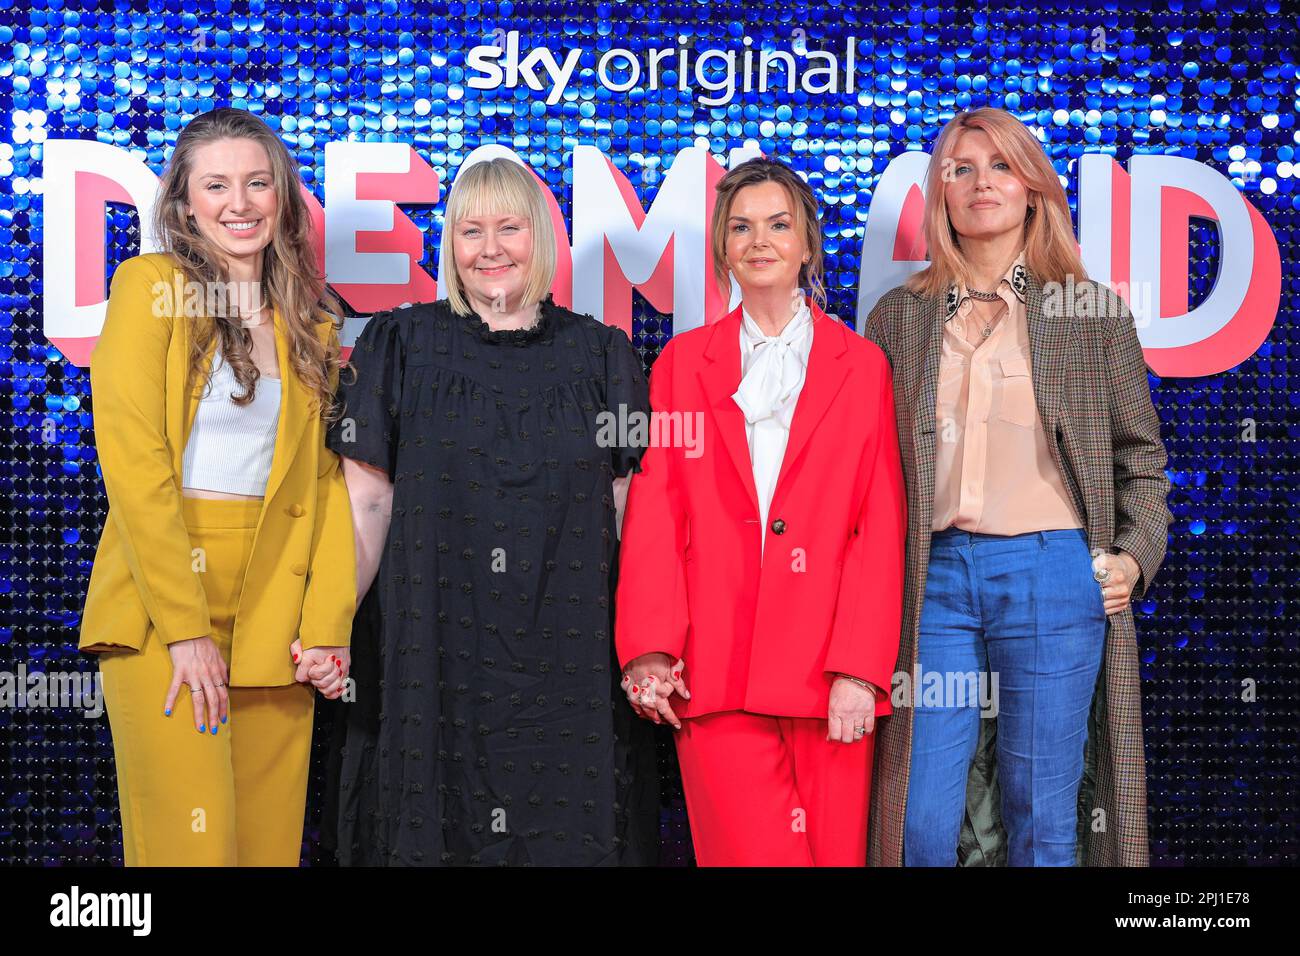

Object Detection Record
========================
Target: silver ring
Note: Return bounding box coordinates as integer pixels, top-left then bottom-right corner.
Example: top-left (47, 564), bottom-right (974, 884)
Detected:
top-left (213, 682), bottom-right (226, 688)
top-left (854, 725), bottom-right (866, 737)
top-left (1094, 567), bottom-right (1111, 584)
top-left (190, 687), bottom-right (204, 696)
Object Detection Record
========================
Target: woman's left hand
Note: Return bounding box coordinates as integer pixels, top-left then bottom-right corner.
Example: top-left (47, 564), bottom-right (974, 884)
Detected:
top-left (828, 676), bottom-right (876, 744)
top-left (1092, 551), bottom-right (1141, 615)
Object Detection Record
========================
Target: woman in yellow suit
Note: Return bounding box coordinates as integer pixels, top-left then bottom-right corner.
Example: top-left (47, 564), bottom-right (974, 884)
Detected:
top-left (78, 108), bottom-right (357, 866)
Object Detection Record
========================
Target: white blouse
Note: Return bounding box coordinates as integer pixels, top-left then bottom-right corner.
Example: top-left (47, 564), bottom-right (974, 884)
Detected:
top-left (731, 301), bottom-right (814, 561)
top-left (181, 348), bottom-right (281, 497)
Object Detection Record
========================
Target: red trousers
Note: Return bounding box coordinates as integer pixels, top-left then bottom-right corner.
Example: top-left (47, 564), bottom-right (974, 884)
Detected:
top-left (674, 710), bottom-right (875, 866)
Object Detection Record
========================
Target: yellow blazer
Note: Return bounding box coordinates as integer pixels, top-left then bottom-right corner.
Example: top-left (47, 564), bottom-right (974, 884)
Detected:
top-left (79, 253), bottom-right (356, 686)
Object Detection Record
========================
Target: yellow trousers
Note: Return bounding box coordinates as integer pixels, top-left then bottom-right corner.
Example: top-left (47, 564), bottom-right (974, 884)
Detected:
top-left (99, 497), bottom-right (316, 866)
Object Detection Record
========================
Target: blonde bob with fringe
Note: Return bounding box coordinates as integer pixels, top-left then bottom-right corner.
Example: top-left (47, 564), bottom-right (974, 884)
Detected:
top-left (439, 157), bottom-right (558, 315)
top-left (906, 108), bottom-right (1089, 297)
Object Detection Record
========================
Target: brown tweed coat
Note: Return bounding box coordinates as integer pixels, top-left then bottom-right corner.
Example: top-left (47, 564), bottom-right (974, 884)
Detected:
top-left (863, 269), bottom-right (1172, 867)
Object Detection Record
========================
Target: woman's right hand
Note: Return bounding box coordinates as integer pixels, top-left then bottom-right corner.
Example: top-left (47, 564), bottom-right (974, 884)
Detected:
top-left (165, 636), bottom-right (229, 734)
top-left (289, 639), bottom-right (350, 700)
top-left (621, 653), bottom-right (690, 729)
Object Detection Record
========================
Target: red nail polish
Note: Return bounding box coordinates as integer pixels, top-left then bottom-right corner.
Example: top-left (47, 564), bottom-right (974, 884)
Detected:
top-left (632, 685), bottom-right (639, 693)
top-left (292, 654), bottom-right (299, 662)
top-left (672, 671), bottom-right (681, 679)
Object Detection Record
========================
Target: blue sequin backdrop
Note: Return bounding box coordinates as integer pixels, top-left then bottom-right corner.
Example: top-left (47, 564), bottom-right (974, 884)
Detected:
top-left (1, 1), bottom-right (1296, 865)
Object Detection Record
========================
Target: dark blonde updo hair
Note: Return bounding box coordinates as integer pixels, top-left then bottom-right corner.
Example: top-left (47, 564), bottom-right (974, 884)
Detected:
top-left (709, 156), bottom-right (826, 312)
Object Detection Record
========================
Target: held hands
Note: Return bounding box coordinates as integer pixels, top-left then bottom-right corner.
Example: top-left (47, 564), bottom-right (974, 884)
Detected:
top-left (1091, 550), bottom-right (1142, 615)
top-left (289, 639), bottom-right (351, 700)
top-left (828, 676), bottom-right (876, 745)
top-left (164, 636), bottom-right (229, 734)
top-left (162, 637), bottom-right (350, 733)
top-left (621, 653), bottom-right (690, 730)
top-left (620, 656), bottom-right (878, 742)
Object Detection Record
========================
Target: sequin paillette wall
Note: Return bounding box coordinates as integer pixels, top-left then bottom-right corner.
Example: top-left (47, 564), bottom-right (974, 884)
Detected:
top-left (1, 2), bottom-right (1296, 865)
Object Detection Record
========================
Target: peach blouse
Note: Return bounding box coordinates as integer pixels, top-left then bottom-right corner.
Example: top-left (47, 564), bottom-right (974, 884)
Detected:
top-left (931, 252), bottom-right (1082, 535)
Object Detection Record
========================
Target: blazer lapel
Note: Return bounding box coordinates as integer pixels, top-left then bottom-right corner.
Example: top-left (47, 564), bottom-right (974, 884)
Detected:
top-left (908, 294), bottom-right (947, 529)
top-left (260, 306), bottom-right (309, 507)
top-left (1025, 271), bottom-right (1066, 435)
top-left (697, 307), bottom-right (761, 518)
top-left (773, 301), bottom-right (849, 496)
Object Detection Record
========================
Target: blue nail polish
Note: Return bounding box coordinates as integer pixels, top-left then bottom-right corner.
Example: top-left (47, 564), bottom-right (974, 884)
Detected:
top-left (164, 709), bottom-right (171, 716)
top-left (211, 725), bottom-right (218, 735)
top-left (220, 714), bottom-right (227, 724)
top-left (199, 724), bottom-right (206, 733)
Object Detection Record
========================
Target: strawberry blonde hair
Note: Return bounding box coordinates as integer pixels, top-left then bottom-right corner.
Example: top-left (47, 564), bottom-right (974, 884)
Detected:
top-left (905, 108), bottom-right (1088, 296)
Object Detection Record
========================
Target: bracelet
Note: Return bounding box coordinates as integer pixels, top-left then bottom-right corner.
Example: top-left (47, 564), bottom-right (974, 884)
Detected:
top-left (837, 673), bottom-right (871, 689)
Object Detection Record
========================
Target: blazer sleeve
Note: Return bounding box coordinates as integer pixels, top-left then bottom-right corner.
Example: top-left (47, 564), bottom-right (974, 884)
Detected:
top-left (863, 294), bottom-right (894, 365)
top-left (824, 351), bottom-right (907, 708)
top-left (89, 255), bottom-right (211, 646)
top-left (1104, 291), bottom-right (1173, 598)
top-left (614, 337), bottom-right (691, 669)
top-left (299, 323), bottom-right (358, 651)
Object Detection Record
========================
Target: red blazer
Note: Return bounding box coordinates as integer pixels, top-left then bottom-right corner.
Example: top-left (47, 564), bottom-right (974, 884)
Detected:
top-left (616, 298), bottom-right (907, 720)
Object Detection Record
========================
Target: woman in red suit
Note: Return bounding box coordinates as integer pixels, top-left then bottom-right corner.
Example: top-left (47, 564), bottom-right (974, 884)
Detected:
top-left (616, 157), bottom-right (907, 866)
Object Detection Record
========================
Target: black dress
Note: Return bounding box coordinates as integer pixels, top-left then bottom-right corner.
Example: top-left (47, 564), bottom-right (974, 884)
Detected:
top-left (325, 294), bottom-right (659, 866)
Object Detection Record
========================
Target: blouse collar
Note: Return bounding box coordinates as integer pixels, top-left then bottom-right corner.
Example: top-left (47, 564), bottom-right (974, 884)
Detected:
top-left (944, 251), bottom-right (1028, 321)
top-left (739, 298), bottom-right (814, 350)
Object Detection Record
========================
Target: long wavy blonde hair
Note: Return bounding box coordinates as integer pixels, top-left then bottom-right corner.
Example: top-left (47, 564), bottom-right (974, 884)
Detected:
top-left (906, 108), bottom-right (1088, 296)
top-left (152, 107), bottom-right (344, 420)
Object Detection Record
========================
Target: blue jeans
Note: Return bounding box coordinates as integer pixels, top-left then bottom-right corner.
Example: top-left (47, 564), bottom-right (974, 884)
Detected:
top-left (903, 528), bottom-right (1107, 867)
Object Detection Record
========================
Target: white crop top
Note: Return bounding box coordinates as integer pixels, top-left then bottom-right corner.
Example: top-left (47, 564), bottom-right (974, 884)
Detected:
top-left (181, 348), bottom-right (281, 496)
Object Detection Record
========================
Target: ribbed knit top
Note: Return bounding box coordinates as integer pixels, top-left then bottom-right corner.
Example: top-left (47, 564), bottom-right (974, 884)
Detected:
top-left (181, 348), bottom-right (280, 496)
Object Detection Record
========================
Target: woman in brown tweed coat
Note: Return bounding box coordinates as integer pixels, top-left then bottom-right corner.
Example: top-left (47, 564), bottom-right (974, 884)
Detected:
top-left (864, 108), bottom-right (1172, 866)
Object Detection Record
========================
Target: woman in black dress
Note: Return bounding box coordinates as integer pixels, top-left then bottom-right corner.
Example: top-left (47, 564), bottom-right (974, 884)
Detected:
top-left (325, 157), bottom-right (658, 865)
